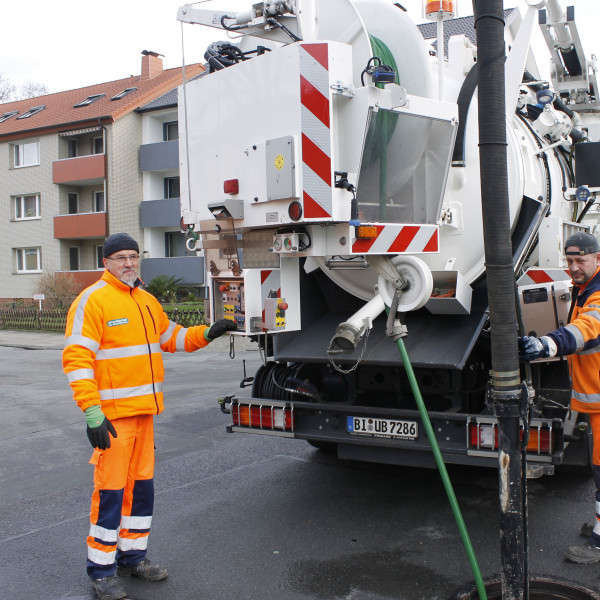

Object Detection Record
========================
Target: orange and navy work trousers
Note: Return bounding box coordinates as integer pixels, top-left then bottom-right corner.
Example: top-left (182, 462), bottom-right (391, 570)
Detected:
top-left (588, 413), bottom-right (600, 547)
top-left (86, 415), bottom-right (155, 579)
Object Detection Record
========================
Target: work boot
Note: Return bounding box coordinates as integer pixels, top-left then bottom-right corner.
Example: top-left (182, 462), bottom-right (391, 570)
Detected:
top-left (90, 575), bottom-right (127, 600)
top-left (565, 542), bottom-right (600, 564)
top-left (117, 558), bottom-right (168, 581)
top-left (580, 522), bottom-right (595, 538)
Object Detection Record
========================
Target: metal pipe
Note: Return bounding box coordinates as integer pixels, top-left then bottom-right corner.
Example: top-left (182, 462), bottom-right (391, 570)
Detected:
top-left (475, 1), bottom-right (529, 599)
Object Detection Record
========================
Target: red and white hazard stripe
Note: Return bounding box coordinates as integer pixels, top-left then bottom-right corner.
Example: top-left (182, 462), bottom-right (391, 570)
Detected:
top-left (351, 224), bottom-right (439, 254)
top-left (300, 43), bottom-right (332, 219)
top-left (517, 268), bottom-right (571, 286)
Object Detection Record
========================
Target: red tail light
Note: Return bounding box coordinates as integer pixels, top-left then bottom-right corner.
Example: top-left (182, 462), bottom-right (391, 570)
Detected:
top-left (232, 403), bottom-right (294, 431)
top-left (468, 422), bottom-right (553, 454)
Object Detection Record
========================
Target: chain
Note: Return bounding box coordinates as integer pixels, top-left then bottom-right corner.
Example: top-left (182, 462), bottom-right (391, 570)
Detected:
top-left (328, 326), bottom-right (371, 374)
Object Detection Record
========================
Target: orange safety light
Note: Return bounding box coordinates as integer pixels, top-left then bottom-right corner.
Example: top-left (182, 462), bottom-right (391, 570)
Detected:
top-left (355, 225), bottom-right (378, 239)
top-left (425, 0), bottom-right (455, 20)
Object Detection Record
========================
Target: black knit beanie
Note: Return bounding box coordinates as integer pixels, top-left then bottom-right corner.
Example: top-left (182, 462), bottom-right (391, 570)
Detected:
top-left (103, 233), bottom-right (139, 258)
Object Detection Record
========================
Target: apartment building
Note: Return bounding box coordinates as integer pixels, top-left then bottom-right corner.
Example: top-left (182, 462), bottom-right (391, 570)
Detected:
top-left (0, 51), bottom-right (203, 303)
top-left (137, 84), bottom-right (207, 297)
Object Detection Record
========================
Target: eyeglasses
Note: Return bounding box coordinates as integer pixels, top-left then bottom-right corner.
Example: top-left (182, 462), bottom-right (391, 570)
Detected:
top-left (106, 254), bottom-right (139, 263)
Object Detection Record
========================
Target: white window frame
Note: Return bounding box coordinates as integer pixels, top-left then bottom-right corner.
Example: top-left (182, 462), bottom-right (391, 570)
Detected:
top-left (95, 245), bottom-right (104, 269)
top-left (93, 190), bottom-right (105, 213)
top-left (13, 140), bottom-right (40, 168)
top-left (16, 247), bottom-right (42, 273)
top-left (14, 194), bottom-right (41, 220)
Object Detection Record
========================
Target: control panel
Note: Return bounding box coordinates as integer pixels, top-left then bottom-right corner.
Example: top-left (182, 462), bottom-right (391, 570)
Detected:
top-left (213, 278), bottom-right (245, 330)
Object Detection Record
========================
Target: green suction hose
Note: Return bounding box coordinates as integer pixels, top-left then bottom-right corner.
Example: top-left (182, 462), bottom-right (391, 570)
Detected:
top-left (394, 335), bottom-right (487, 600)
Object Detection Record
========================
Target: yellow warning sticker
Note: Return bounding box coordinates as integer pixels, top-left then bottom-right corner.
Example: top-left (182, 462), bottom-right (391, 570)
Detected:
top-left (274, 154), bottom-right (285, 170)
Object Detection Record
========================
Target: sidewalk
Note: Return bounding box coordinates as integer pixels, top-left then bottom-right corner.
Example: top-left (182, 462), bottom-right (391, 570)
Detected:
top-left (0, 329), bottom-right (257, 352)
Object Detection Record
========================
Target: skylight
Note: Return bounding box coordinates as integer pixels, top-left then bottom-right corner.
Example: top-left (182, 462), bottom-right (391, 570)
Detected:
top-left (74, 94), bottom-right (105, 108)
top-left (16, 106), bottom-right (46, 119)
top-left (111, 87), bottom-right (137, 101)
top-left (0, 110), bottom-right (19, 123)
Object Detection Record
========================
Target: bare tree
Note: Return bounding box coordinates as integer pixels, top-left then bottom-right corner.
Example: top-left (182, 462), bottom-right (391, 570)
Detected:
top-left (0, 74), bottom-right (16, 103)
top-left (0, 74), bottom-right (49, 103)
top-left (19, 80), bottom-right (49, 99)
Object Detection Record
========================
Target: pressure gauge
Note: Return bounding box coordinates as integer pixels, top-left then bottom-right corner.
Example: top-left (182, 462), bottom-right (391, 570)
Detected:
top-left (576, 186), bottom-right (591, 202)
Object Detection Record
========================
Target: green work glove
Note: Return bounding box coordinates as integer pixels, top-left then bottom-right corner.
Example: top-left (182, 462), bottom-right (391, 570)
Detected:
top-left (84, 405), bottom-right (117, 450)
top-left (204, 319), bottom-right (237, 341)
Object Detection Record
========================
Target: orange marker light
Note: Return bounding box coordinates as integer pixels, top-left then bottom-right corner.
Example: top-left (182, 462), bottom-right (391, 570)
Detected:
top-left (356, 226), bottom-right (378, 239)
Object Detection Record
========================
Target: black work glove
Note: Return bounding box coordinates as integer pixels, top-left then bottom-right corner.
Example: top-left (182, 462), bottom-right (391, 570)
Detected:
top-left (86, 418), bottom-right (117, 450)
top-left (518, 336), bottom-right (551, 361)
top-left (206, 318), bottom-right (237, 340)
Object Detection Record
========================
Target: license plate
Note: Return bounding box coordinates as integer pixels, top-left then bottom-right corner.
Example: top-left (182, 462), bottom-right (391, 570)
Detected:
top-left (347, 416), bottom-right (418, 440)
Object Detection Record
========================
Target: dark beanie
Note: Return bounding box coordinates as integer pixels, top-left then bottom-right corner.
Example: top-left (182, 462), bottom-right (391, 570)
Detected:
top-left (103, 233), bottom-right (139, 258)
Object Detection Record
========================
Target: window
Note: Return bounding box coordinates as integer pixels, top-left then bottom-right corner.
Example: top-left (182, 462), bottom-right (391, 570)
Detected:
top-left (68, 139), bottom-right (78, 158)
top-left (93, 191), bottom-right (105, 212)
top-left (95, 246), bottom-right (104, 269)
top-left (74, 94), bottom-right (105, 108)
top-left (68, 193), bottom-right (78, 214)
top-left (0, 110), bottom-right (18, 123)
top-left (164, 176), bottom-right (180, 199)
top-left (111, 87), bottom-right (137, 100)
top-left (163, 121), bottom-right (178, 141)
top-left (166, 232), bottom-right (196, 257)
top-left (13, 141), bottom-right (40, 167)
top-left (93, 136), bottom-right (104, 155)
top-left (14, 194), bottom-right (41, 220)
top-left (16, 105), bottom-right (45, 119)
top-left (69, 247), bottom-right (80, 271)
top-left (16, 247), bottom-right (42, 272)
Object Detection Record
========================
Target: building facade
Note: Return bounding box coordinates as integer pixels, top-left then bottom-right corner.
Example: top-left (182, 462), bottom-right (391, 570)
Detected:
top-left (0, 52), bottom-right (203, 304)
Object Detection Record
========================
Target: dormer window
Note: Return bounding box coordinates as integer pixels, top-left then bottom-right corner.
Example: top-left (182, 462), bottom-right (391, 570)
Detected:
top-left (111, 87), bottom-right (137, 100)
top-left (74, 94), bottom-right (105, 108)
top-left (0, 110), bottom-right (18, 123)
top-left (16, 106), bottom-right (45, 119)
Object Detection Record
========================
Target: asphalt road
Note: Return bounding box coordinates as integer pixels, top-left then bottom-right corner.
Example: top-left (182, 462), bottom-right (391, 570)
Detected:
top-left (1, 333), bottom-right (599, 600)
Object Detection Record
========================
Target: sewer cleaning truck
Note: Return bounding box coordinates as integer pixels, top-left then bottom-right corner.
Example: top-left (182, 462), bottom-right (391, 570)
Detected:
top-left (175, 0), bottom-right (600, 477)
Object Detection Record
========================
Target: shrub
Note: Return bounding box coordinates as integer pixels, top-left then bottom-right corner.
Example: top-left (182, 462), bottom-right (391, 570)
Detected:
top-left (145, 275), bottom-right (182, 302)
top-left (34, 271), bottom-right (80, 308)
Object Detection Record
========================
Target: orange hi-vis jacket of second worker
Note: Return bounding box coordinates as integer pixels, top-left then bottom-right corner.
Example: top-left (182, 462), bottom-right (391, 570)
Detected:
top-left (546, 266), bottom-right (600, 414)
top-left (63, 269), bottom-right (210, 419)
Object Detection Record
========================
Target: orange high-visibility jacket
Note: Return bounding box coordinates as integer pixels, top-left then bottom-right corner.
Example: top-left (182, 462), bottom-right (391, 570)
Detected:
top-left (546, 268), bottom-right (600, 413)
top-left (63, 270), bottom-right (210, 420)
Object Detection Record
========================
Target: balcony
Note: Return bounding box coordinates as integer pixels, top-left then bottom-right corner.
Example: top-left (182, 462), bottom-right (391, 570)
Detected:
top-left (57, 270), bottom-right (103, 290)
top-left (141, 256), bottom-right (205, 286)
top-left (54, 212), bottom-right (107, 239)
top-left (139, 140), bottom-right (179, 172)
top-left (140, 198), bottom-right (182, 228)
top-left (53, 154), bottom-right (105, 185)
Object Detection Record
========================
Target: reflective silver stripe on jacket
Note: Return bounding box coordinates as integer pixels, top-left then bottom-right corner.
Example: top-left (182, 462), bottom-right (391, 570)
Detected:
top-left (572, 390), bottom-right (600, 404)
top-left (70, 280), bottom-right (107, 336)
top-left (121, 515), bottom-right (153, 530)
top-left (176, 327), bottom-right (188, 351)
top-left (66, 368), bottom-right (95, 383)
top-left (99, 382), bottom-right (163, 401)
top-left (89, 524), bottom-right (118, 543)
top-left (159, 321), bottom-right (177, 345)
top-left (96, 343), bottom-right (161, 360)
top-left (64, 334), bottom-right (100, 354)
top-left (566, 323), bottom-right (585, 351)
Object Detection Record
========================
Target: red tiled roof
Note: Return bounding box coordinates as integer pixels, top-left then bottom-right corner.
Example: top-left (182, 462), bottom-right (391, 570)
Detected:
top-left (0, 63), bottom-right (205, 141)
